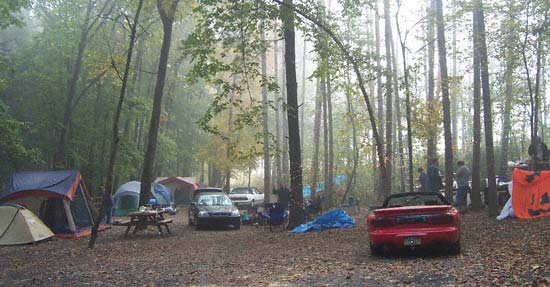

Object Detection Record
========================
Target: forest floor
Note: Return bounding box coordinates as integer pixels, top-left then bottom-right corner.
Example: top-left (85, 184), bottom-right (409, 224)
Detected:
top-left (1, 209), bottom-right (549, 286)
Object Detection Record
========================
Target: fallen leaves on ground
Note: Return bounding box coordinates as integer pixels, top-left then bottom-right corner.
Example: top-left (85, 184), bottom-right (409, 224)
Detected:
top-left (0, 211), bottom-right (549, 286)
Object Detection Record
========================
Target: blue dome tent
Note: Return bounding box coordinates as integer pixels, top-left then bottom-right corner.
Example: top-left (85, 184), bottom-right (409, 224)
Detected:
top-left (113, 181), bottom-right (174, 216)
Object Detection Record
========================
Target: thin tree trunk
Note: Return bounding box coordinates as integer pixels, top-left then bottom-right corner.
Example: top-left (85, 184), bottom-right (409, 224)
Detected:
top-left (224, 75), bottom-right (236, 193)
top-left (274, 36), bottom-right (282, 190)
top-left (89, 0), bottom-right (144, 249)
top-left (471, 7), bottom-right (482, 211)
top-left (474, 0), bottom-right (497, 215)
top-left (311, 78), bottom-right (322, 197)
top-left (139, 0), bottom-right (179, 207)
top-left (282, 54), bottom-right (290, 187)
top-left (435, 0), bottom-right (454, 202)
top-left (395, 4), bottom-right (414, 192)
top-left (322, 74), bottom-right (329, 207)
top-left (374, 4), bottom-right (384, 199)
top-left (499, 0), bottom-right (516, 177)
top-left (282, 0), bottom-right (305, 229)
top-left (261, 29), bottom-right (271, 203)
top-left (326, 73), bottom-right (334, 207)
top-left (426, 0), bottom-right (437, 167)
top-left (383, 0), bottom-right (393, 197)
top-left (391, 37), bottom-right (405, 193)
top-left (300, 37), bottom-right (306, 163)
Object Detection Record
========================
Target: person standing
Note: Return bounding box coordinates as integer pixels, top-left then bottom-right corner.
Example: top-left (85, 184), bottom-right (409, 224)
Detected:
top-left (528, 136), bottom-right (550, 171)
top-left (454, 161), bottom-right (471, 210)
top-left (427, 158), bottom-right (442, 193)
top-left (417, 167), bottom-right (428, 192)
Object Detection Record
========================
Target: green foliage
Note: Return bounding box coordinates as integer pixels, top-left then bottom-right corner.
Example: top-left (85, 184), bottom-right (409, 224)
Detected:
top-left (0, 0), bottom-right (29, 29)
top-left (0, 100), bottom-right (42, 185)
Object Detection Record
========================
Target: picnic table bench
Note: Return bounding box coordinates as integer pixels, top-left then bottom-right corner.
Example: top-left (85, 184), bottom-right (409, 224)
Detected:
top-left (112, 210), bottom-right (173, 236)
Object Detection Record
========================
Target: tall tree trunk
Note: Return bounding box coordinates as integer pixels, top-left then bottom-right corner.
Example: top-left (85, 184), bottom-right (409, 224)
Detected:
top-left (322, 74), bottom-right (329, 207)
top-left (451, 3), bottom-right (458, 149)
top-left (261, 29), bottom-right (271, 203)
top-left (281, 0), bottom-right (304, 229)
top-left (471, 7), bottom-right (482, 211)
top-left (300, 38), bottom-right (306, 163)
top-left (326, 73), bottom-right (334, 206)
top-left (435, 0), bottom-right (454, 202)
top-left (282, 54), bottom-right (290, 187)
top-left (474, 0), bottom-right (497, 215)
top-left (274, 36), bottom-right (282, 189)
top-left (391, 37), bottom-right (405, 193)
top-left (426, 0), bottom-right (437, 167)
top-left (311, 78), bottom-right (322, 197)
top-left (499, 0), bottom-right (517, 177)
top-left (342, 64), bottom-right (358, 203)
top-left (139, 0), bottom-right (179, 207)
top-left (89, 0), bottom-right (144, 249)
top-left (395, 4), bottom-right (414, 192)
top-left (383, 0), bottom-right (393, 197)
top-left (374, 4), bottom-right (384, 199)
top-left (224, 75), bottom-right (236, 193)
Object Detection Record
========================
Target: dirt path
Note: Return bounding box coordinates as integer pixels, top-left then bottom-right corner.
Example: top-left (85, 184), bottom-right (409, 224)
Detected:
top-left (1, 211), bottom-right (549, 286)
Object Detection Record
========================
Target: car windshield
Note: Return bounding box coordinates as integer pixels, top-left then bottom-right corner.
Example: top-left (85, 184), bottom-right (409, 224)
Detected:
top-left (197, 194), bottom-right (233, 206)
top-left (384, 193), bottom-right (447, 208)
top-left (230, 188), bottom-right (253, 194)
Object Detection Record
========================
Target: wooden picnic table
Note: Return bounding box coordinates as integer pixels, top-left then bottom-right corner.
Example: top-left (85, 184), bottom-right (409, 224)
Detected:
top-left (113, 209), bottom-right (173, 236)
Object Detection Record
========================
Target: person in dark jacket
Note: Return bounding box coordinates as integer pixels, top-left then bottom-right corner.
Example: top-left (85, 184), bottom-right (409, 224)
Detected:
top-left (427, 158), bottom-right (443, 192)
top-left (528, 136), bottom-right (549, 171)
top-left (417, 167), bottom-right (428, 192)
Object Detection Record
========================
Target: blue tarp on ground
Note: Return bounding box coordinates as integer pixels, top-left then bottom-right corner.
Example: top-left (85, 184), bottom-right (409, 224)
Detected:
top-left (290, 208), bottom-right (355, 233)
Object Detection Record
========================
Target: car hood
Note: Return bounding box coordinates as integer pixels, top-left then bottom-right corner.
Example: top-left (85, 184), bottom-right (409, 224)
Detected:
top-left (198, 205), bottom-right (236, 213)
top-left (373, 205), bottom-right (452, 217)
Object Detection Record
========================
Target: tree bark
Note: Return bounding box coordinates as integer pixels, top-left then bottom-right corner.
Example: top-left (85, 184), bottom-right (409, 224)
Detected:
top-left (311, 78), bottom-right (322, 197)
top-left (435, 0), bottom-right (454, 202)
top-left (281, 0), bottom-right (305, 229)
top-left (383, 0), bottom-right (393, 197)
top-left (261, 29), bottom-right (271, 203)
top-left (474, 0), bottom-right (497, 215)
top-left (471, 6), bottom-right (482, 211)
top-left (273, 36), bottom-right (282, 189)
top-left (391, 37), bottom-right (405, 194)
top-left (326, 73), bottom-right (334, 207)
top-left (426, 0), bottom-right (437, 167)
top-left (395, 3), bottom-right (414, 192)
top-left (374, 3), bottom-right (385, 200)
top-left (139, 0), bottom-right (179, 207)
top-left (89, 0), bottom-right (144, 249)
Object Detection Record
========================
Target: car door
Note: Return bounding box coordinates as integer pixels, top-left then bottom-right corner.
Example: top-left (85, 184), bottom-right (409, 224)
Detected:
top-left (252, 188), bottom-right (264, 204)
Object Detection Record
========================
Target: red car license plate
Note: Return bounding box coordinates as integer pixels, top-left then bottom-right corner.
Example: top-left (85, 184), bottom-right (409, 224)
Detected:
top-left (404, 236), bottom-right (421, 246)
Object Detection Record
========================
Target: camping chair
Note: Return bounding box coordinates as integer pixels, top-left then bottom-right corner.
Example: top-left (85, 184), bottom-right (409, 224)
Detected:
top-left (265, 204), bottom-right (288, 231)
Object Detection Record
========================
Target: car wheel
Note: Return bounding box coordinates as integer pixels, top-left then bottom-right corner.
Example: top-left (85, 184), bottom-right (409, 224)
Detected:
top-left (188, 214), bottom-right (193, 226)
top-left (370, 243), bottom-right (384, 256)
top-left (449, 241), bottom-right (461, 255)
top-left (234, 222), bottom-right (241, 230)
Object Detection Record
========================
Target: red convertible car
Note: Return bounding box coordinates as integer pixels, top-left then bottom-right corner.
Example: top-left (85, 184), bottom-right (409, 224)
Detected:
top-left (367, 192), bottom-right (460, 255)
